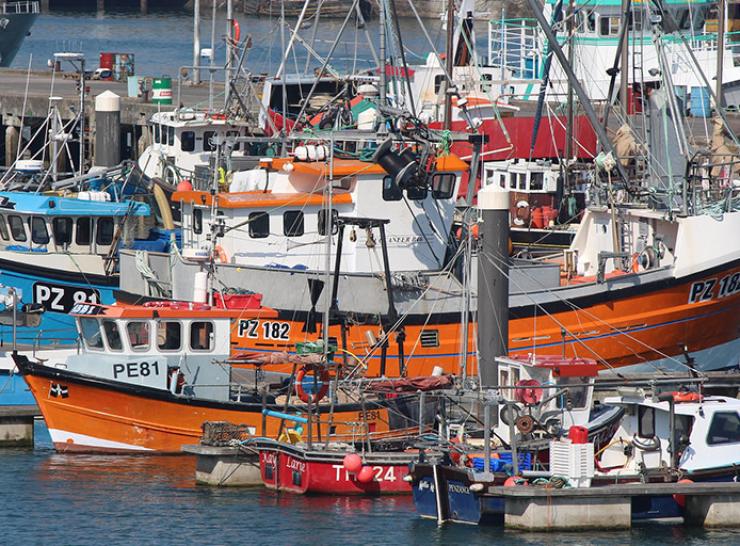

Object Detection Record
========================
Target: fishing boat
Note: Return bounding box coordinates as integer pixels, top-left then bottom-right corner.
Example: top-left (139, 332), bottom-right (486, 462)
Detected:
top-left (12, 299), bottom-right (438, 453)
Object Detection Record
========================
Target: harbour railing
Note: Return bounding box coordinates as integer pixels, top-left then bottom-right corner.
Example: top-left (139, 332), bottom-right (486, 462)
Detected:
top-left (0, 1), bottom-right (39, 15)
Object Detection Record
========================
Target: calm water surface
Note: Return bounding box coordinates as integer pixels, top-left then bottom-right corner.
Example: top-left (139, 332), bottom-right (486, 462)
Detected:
top-left (0, 421), bottom-right (735, 545)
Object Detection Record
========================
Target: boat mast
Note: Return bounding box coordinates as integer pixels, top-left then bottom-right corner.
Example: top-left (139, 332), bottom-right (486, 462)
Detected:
top-left (565, 0), bottom-right (575, 170)
top-left (443, 0), bottom-right (454, 130)
top-left (379, 0), bottom-right (387, 125)
top-left (193, 0), bottom-right (201, 85)
top-left (225, 0), bottom-right (234, 107)
top-left (620, 0), bottom-right (629, 117)
top-left (716, 0), bottom-right (726, 106)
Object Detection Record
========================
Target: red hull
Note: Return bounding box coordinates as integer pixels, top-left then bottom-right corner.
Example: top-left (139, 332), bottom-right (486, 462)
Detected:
top-left (259, 447), bottom-right (412, 495)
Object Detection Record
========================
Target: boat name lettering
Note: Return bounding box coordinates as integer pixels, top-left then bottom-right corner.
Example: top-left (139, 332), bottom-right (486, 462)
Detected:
top-left (237, 319), bottom-right (290, 341)
top-left (387, 236), bottom-right (423, 244)
top-left (331, 464), bottom-right (397, 482)
top-left (262, 452), bottom-right (276, 466)
top-left (358, 410), bottom-right (379, 422)
top-left (286, 458), bottom-right (305, 472)
top-left (112, 361), bottom-right (160, 379)
top-left (448, 483), bottom-right (470, 495)
top-left (33, 282), bottom-right (100, 313)
top-left (689, 273), bottom-right (740, 304)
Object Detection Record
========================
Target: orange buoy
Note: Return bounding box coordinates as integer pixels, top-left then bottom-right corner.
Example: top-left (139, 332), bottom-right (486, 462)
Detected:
top-left (357, 466), bottom-right (375, 483)
top-left (673, 478), bottom-right (694, 509)
top-left (672, 391), bottom-right (703, 403)
top-left (343, 453), bottom-right (363, 474)
top-left (176, 179), bottom-right (193, 192)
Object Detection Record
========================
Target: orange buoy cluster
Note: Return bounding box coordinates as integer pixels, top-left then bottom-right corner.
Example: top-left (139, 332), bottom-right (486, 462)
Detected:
top-left (342, 453), bottom-right (374, 484)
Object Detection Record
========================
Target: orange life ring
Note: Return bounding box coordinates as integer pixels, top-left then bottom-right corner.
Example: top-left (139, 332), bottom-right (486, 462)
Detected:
top-left (295, 364), bottom-right (330, 404)
top-left (514, 379), bottom-right (543, 406)
top-left (671, 391), bottom-right (703, 403)
top-left (631, 252), bottom-right (641, 273)
top-left (214, 245), bottom-right (229, 263)
top-left (232, 18), bottom-right (241, 43)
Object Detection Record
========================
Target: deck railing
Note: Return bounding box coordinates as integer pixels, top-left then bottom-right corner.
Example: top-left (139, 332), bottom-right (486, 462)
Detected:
top-left (0, 1), bottom-right (39, 15)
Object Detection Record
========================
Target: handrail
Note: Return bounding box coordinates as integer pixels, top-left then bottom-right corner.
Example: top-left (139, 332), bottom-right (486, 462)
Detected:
top-left (0, 1), bottom-right (40, 15)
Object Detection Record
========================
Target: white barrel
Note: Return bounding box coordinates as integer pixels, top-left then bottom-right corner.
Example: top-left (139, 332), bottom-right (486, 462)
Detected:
top-left (193, 271), bottom-right (208, 303)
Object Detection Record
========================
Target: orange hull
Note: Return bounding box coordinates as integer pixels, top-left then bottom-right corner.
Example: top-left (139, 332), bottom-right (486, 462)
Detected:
top-left (19, 360), bottom-right (410, 453)
top-left (230, 263), bottom-right (740, 376)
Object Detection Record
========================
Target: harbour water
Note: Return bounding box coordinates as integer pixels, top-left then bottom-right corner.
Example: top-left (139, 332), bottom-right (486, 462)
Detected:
top-left (10, 9), bottom-right (485, 78)
top-left (0, 422), bottom-right (735, 545)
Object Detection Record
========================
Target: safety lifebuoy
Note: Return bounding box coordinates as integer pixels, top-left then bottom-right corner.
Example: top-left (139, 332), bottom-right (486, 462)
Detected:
top-left (214, 245), bottom-right (229, 264)
top-left (232, 18), bottom-right (241, 43)
top-left (631, 252), bottom-right (641, 273)
top-left (295, 364), bottom-right (330, 404)
top-left (514, 200), bottom-right (530, 226)
top-left (672, 391), bottom-right (703, 403)
top-left (514, 379), bottom-right (543, 406)
top-left (163, 165), bottom-right (178, 186)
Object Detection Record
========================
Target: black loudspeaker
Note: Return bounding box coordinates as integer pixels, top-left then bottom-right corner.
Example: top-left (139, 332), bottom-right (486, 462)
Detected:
top-left (372, 138), bottom-right (418, 189)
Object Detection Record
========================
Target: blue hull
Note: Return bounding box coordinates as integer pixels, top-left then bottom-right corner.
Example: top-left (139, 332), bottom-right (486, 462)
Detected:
top-left (0, 370), bottom-right (34, 405)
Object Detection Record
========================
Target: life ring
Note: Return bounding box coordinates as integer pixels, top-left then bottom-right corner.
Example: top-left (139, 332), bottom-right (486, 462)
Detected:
top-left (163, 165), bottom-right (178, 186)
top-left (232, 18), bottom-right (241, 43)
top-left (514, 379), bottom-right (543, 406)
top-left (671, 391), bottom-right (703, 403)
top-left (631, 252), bottom-right (641, 273)
top-left (295, 364), bottom-right (330, 404)
top-left (514, 200), bottom-right (530, 226)
top-left (214, 245), bottom-right (229, 264)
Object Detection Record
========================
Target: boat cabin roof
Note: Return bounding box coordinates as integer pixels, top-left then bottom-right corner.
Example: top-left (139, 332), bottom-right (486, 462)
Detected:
top-left (172, 190), bottom-right (354, 209)
top-left (70, 301), bottom-right (277, 320)
top-left (0, 192), bottom-right (150, 217)
top-left (604, 394), bottom-right (740, 415)
top-left (498, 355), bottom-right (599, 377)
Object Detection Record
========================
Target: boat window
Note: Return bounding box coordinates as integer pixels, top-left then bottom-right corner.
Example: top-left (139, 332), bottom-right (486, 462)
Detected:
top-left (599, 16), bottom-right (620, 37)
top-left (203, 131), bottom-right (216, 151)
top-left (248, 211), bottom-right (270, 239)
top-left (584, 10), bottom-right (596, 33)
top-left (102, 319), bottom-right (123, 351)
top-left (556, 377), bottom-right (589, 409)
top-left (76, 218), bottom-right (92, 245)
top-left (480, 73), bottom-right (493, 93)
top-left (8, 215), bottom-right (26, 242)
top-left (192, 208), bottom-right (203, 234)
top-left (382, 176), bottom-right (403, 201)
top-left (181, 130), bottom-right (195, 152)
top-left (53, 218), bottom-right (73, 245)
top-left (96, 218), bottom-right (115, 245)
top-left (80, 318), bottom-right (104, 351)
top-left (227, 130), bottom-right (240, 152)
top-left (707, 412), bottom-right (740, 445)
top-left (30, 217), bottom-right (50, 245)
top-left (283, 211), bottom-right (304, 237)
top-left (153, 124), bottom-right (160, 144)
top-left (126, 321), bottom-right (150, 352)
top-left (676, 414), bottom-right (694, 441)
top-left (638, 405), bottom-right (655, 438)
top-left (190, 321), bottom-right (214, 352)
top-left (434, 74), bottom-right (445, 94)
top-left (167, 127), bottom-right (175, 147)
top-left (406, 185), bottom-right (427, 201)
top-left (431, 173), bottom-right (456, 199)
top-left (157, 321), bottom-right (181, 351)
top-left (517, 173), bottom-right (527, 190)
top-left (628, 12), bottom-right (643, 32)
top-left (500, 369), bottom-right (509, 387)
top-left (0, 216), bottom-right (8, 241)
top-left (318, 209), bottom-right (339, 236)
top-left (530, 172), bottom-right (544, 191)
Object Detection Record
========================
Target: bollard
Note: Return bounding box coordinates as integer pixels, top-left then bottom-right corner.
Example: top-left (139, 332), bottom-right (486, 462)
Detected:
top-left (94, 90), bottom-right (121, 168)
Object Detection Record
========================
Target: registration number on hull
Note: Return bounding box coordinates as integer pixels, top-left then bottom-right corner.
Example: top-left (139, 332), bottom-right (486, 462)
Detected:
top-left (237, 319), bottom-right (291, 341)
top-left (33, 281), bottom-right (100, 313)
top-left (689, 272), bottom-right (740, 304)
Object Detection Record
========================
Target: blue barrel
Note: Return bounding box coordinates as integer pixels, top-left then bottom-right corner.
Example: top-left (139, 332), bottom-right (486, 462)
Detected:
top-left (690, 86), bottom-right (711, 117)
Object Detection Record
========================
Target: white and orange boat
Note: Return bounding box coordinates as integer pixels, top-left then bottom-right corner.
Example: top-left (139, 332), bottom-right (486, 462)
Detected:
top-left (13, 299), bottom-right (437, 453)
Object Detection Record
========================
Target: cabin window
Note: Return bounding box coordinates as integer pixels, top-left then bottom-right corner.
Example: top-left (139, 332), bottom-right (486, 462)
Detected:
top-left (248, 212), bottom-right (270, 239)
top-left (434, 74), bottom-right (445, 94)
top-left (102, 319), bottom-right (123, 352)
top-left (157, 321), bottom-right (182, 351)
top-left (8, 215), bottom-right (26, 242)
top-left (203, 131), bottom-right (216, 151)
top-left (382, 176), bottom-right (403, 201)
top-left (599, 16), bottom-right (620, 37)
top-left (181, 130), bottom-right (196, 152)
top-left (227, 130), bottom-right (240, 152)
top-left (80, 318), bottom-right (104, 351)
top-left (30, 217), bottom-right (49, 245)
top-left (707, 412), bottom-right (740, 445)
top-left (638, 406), bottom-right (656, 438)
top-left (283, 211), bottom-right (304, 237)
top-left (153, 124), bottom-right (160, 144)
top-left (432, 173), bottom-right (456, 199)
top-left (530, 172), bottom-right (544, 191)
top-left (76, 218), bottom-right (92, 245)
top-left (190, 321), bottom-right (214, 352)
top-left (193, 208), bottom-right (203, 235)
top-left (628, 12), bottom-right (643, 32)
top-left (517, 173), bottom-right (527, 190)
top-left (481, 73), bottom-right (493, 93)
top-left (584, 10), bottom-right (596, 33)
top-left (318, 209), bottom-right (339, 236)
top-left (555, 377), bottom-right (589, 409)
top-left (0, 216), bottom-right (8, 241)
top-left (96, 218), bottom-right (115, 245)
top-left (406, 185), bottom-right (427, 201)
top-left (167, 127), bottom-right (175, 147)
top-left (126, 321), bottom-right (150, 352)
top-left (53, 218), bottom-right (73, 245)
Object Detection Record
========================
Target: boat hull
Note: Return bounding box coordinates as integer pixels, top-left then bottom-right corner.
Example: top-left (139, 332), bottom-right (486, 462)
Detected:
top-left (14, 355), bottom-right (424, 454)
top-left (257, 441), bottom-right (412, 495)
